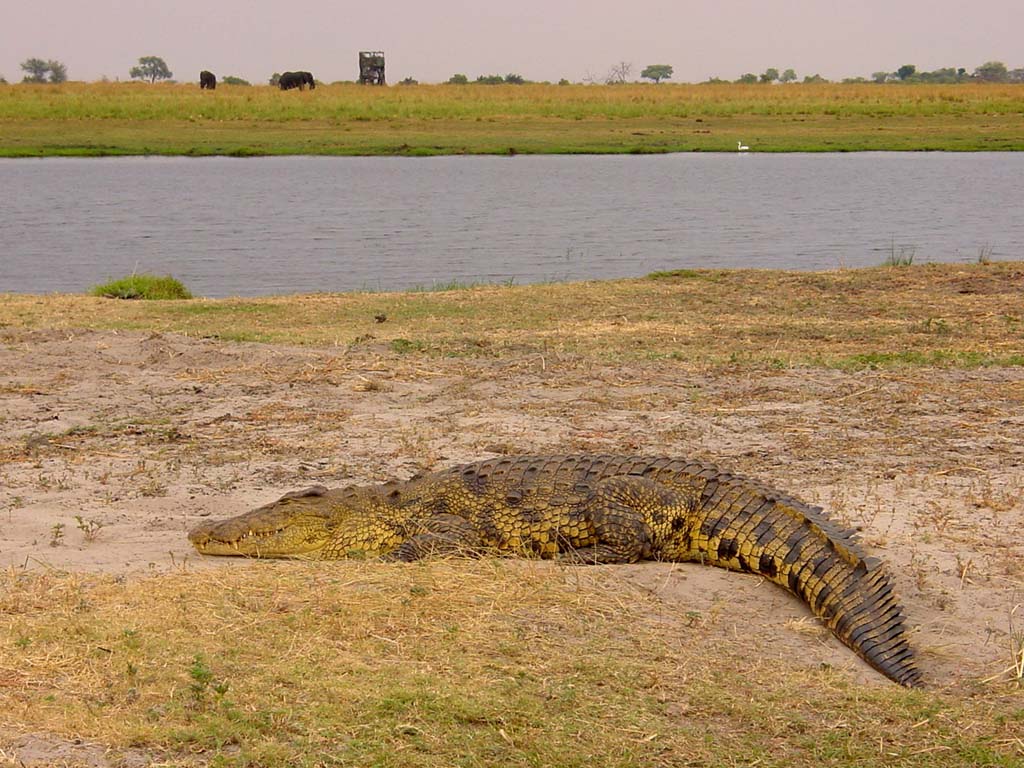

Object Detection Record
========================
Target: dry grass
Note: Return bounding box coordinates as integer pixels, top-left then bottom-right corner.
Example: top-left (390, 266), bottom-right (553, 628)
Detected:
top-left (2, 263), bottom-right (1022, 369)
top-left (5, 82), bottom-right (1022, 122)
top-left (1, 564), bottom-right (1022, 767)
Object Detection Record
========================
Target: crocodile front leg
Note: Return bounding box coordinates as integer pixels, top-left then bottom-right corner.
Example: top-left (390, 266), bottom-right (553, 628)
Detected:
top-left (385, 513), bottom-right (483, 561)
top-left (566, 476), bottom-right (694, 564)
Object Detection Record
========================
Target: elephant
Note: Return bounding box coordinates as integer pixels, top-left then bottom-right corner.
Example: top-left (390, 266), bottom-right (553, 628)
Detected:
top-left (199, 70), bottom-right (216, 90)
top-left (278, 71), bottom-right (302, 90)
top-left (279, 71), bottom-right (315, 90)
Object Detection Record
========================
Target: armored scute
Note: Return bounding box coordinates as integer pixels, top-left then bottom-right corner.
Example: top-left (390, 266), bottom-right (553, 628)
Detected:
top-left (359, 51), bottom-right (386, 85)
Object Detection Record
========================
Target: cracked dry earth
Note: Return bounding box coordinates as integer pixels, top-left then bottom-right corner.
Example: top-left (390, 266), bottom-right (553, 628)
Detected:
top-left (1, 328), bottom-right (1023, 718)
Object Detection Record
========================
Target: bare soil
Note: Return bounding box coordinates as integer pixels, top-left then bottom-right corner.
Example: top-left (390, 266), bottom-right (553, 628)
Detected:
top-left (2, 327), bottom-right (1023, 697)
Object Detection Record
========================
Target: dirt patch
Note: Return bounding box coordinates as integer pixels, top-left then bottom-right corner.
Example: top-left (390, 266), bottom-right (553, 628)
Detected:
top-left (1, 328), bottom-right (1022, 696)
top-left (0, 731), bottom-right (159, 768)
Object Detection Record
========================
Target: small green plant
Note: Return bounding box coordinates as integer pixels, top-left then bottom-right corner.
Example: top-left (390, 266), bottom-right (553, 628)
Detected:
top-left (916, 317), bottom-right (952, 335)
top-left (49, 522), bottom-right (65, 547)
top-left (91, 274), bottom-right (192, 300)
top-left (884, 237), bottom-right (916, 266)
top-left (187, 654), bottom-right (230, 709)
top-left (74, 515), bottom-right (104, 542)
top-left (390, 338), bottom-right (427, 354)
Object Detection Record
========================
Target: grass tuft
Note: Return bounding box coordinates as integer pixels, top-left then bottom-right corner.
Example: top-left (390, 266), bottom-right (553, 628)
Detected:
top-left (91, 273), bottom-right (193, 300)
top-left (884, 237), bottom-right (916, 267)
top-left (1009, 604), bottom-right (1024, 686)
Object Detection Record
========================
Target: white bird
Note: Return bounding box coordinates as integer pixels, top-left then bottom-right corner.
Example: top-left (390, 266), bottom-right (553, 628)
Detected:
top-left (737, 141), bottom-right (750, 151)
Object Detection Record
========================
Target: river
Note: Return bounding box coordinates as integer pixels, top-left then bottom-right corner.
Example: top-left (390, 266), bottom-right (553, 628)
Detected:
top-left (1, 153), bottom-right (1020, 297)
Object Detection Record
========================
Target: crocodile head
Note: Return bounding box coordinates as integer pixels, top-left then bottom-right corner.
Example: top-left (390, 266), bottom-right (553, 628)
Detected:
top-left (188, 485), bottom-right (342, 558)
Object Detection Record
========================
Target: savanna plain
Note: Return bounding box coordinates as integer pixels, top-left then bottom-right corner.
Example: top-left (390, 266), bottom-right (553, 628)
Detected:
top-left (1, 263), bottom-right (1023, 767)
top-left (1, 81), bottom-right (1023, 156)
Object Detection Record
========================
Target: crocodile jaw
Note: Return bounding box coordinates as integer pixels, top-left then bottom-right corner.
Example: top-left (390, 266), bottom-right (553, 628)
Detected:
top-left (188, 512), bottom-right (330, 558)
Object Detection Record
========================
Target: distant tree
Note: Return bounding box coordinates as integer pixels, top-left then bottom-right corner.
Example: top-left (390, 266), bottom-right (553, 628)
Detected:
top-left (399, 77), bottom-right (419, 85)
top-left (269, 72), bottom-right (281, 87)
top-left (916, 67), bottom-right (962, 84)
top-left (558, 78), bottom-right (571, 85)
top-left (605, 61), bottom-right (633, 84)
top-left (221, 75), bottom-right (250, 86)
top-left (504, 73), bottom-right (525, 84)
top-left (475, 74), bottom-right (506, 84)
top-left (974, 61), bottom-right (1008, 82)
top-left (779, 68), bottom-right (797, 83)
top-left (871, 71), bottom-right (890, 83)
top-left (896, 64), bottom-right (916, 81)
top-left (447, 73), bottom-right (469, 84)
top-left (20, 58), bottom-right (49, 82)
top-left (129, 56), bottom-right (172, 83)
top-left (759, 68), bottom-right (779, 83)
top-left (640, 64), bottom-right (673, 83)
top-left (0, 75), bottom-right (7, 84)
top-left (736, 73), bottom-right (758, 84)
top-left (802, 73), bottom-right (828, 83)
top-left (19, 58), bottom-right (66, 83)
top-left (1009, 68), bottom-right (1024, 83)
top-left (46, 60), bottom-right (68, 83)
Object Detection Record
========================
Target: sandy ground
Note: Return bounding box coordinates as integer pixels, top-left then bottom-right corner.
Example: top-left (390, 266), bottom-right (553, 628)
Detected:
top-left (2, 327), bottom-right (1023, 693)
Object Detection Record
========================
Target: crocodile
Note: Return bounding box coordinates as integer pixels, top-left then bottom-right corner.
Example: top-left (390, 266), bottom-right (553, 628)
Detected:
top-left (188, 454), bottom-right (922, 687)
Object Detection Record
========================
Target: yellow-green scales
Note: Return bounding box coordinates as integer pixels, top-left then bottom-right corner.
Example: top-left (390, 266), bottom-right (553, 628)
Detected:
top-left (189, 454), bottom-right (921, 687)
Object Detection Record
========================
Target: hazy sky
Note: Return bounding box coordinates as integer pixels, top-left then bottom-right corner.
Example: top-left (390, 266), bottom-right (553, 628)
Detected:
top-left (2, 1), bottom-right (1020, 85)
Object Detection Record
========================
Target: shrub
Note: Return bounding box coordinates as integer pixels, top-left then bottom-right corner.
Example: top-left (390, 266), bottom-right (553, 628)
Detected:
top-left (91, 274), bottom-right (193, 300)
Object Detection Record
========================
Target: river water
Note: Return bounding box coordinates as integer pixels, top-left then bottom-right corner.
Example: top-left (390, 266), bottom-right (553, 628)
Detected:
top-left (1, 153), bottom-right (1021, 297)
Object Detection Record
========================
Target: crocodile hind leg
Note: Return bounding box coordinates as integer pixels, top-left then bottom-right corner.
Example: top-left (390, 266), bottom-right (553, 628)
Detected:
top-left (385, 513), bottom-right (483, 561)
top-left (563, 476), bottom-right (693, 564)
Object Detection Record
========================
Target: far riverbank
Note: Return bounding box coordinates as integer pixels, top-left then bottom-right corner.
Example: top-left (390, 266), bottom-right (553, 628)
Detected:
top-left (2, 82), bottom-right (1023, 156)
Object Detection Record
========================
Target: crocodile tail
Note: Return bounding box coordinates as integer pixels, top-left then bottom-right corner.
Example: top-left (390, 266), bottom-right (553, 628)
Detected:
top-left (692, 473), bottom-right (922, 688)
